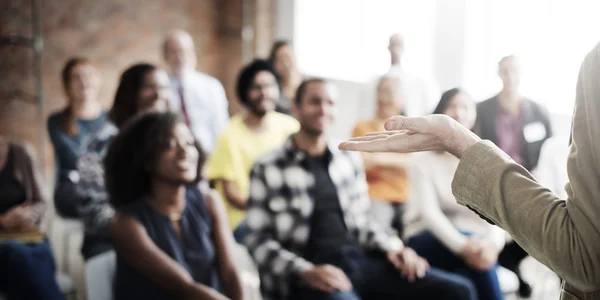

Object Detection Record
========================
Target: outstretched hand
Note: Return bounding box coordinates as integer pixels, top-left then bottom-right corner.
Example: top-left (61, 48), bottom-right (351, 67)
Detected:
top-left (338, 115), bottom-right (480, 158)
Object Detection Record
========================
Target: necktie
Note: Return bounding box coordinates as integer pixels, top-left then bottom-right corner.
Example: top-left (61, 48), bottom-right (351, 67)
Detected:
top-left (178, 84), bottom-right (191, 128)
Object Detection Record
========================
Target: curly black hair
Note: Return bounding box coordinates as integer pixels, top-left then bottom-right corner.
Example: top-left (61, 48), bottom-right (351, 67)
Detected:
top-left (236, 59), bottom-right (279, 108)
top-left (104, 111), bottom-right (205, 208)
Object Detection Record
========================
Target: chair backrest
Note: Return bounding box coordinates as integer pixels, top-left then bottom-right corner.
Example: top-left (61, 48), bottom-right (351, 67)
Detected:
top-left (85, 250), bottom-right (116, 300)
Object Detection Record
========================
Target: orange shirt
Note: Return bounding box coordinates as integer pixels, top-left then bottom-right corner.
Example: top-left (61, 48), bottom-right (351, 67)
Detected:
top-left (352, 120), bottom-right (410, 203)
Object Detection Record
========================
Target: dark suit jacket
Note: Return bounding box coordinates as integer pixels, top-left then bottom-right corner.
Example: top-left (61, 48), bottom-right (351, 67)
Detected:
top-left (476, 96), bottom-right (553, 171)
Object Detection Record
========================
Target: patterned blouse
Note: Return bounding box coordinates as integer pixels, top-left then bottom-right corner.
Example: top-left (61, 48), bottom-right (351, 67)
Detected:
top-left (76, 123), bottom-right (118, 237)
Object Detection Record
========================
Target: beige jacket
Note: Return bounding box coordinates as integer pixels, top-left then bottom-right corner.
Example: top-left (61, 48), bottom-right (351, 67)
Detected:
top-left (452, 43), bottom-right (600, 300)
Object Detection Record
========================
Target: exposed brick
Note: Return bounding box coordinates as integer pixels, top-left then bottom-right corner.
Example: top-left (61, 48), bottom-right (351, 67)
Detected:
top-left (0, 0), bottom-right (246, 180)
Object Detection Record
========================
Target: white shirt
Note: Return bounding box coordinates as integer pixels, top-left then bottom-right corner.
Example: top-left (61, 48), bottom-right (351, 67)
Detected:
top-left (169, 70), bottom-right (229, 154)
top-left (403, 151), bottom-right (506, 254)
top-left (358, 66), bottom-right (440, 121)
top-left (534, 135), bottom-right (570, 199)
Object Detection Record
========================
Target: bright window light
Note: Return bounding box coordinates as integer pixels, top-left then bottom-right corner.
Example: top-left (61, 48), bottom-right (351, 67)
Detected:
top-left (294, 0), bottom-right (437, 83)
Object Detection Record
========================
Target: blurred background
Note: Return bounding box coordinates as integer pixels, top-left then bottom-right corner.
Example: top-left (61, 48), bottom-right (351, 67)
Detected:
top-left (1, 2), bottom-right (599, 299)
top-left (2, 0), bottom-right (599, 178)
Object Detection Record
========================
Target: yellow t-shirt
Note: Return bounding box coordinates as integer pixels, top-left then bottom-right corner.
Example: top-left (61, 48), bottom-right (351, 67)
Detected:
top-left (207, 112), bottom-right (299, 229)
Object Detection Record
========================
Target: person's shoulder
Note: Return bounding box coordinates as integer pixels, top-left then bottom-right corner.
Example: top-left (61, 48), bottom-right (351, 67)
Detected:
top-left (218, 114), bottom-right (245, 136)
top-left (253, 145), bottom-right (288, 169)
top-left (271, 112), bottom-right (300, 129)
top-left (479, 96), bottom-right (497, 107)
top-left (84, 122), bottom-right (118, 153)
top-left (191, 70), bottom-right (224, 87)
top-left (47, 111), bottom-right (64, 126)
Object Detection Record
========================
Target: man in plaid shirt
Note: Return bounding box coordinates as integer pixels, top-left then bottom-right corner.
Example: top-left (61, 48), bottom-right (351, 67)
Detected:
top-left (245, 78), bottom-right (476, 300)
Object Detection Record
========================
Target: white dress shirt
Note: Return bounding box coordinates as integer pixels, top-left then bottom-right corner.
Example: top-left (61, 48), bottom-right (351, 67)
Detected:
top-left (169, 70), bottom-right (229, 154)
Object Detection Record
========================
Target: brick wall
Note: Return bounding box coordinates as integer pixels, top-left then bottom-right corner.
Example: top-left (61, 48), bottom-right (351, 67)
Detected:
top-left (0, 0), bottom-right (250, 178)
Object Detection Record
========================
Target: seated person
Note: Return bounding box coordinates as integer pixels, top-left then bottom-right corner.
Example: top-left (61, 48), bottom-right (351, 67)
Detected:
top-left (353, 75), bottom-right (410, 236)
top-left (106, 112), bottom-right (244, 300)
top-left (404, 88), bottom-right (505, 300)
top-left (245, 79), bottom-right (476, 300)
top-left (76, 63), bottom-right (171, 260)
top-left (207, 59), bottom-right (299, 243)
top-left (47, 58), bottom-right (108, 218)
top-left (0, 137), bottom-right (65, 300)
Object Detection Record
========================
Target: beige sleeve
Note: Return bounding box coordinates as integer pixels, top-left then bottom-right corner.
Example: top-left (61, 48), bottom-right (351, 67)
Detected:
top-left (452, 44), bottom-right (600, 293)
top-left (452, 140), bottom-right (600, 293)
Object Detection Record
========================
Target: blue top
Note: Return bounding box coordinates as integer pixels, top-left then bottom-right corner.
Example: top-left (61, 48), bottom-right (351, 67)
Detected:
top-left (47, 110), bottom-right (108, 183)
top-left (114, 187), bottom-right (222, 300)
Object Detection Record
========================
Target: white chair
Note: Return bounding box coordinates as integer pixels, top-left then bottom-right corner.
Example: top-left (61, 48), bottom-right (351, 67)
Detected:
top-left (234, 244), bottom-right (262, 300)
top-left (85, 250), bottom-right (116, 300)
top-left (497, 265), bottom-right (519, 297)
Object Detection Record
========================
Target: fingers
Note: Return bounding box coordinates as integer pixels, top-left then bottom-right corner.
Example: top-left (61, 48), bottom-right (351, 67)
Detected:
top-left (387, 252), bottom-right (403, 269)
top-left (338, 139), bottom-right (391, 153)
top-left (416, 258), bottom-right (429, 279)
top-left (385, 116), bottom-right (427, 132)
top-left (324, 265), bottom-right (353, 291)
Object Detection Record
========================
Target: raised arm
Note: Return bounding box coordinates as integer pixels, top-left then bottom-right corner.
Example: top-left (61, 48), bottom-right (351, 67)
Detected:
top-left (110, 212), bottom-right (230, 300)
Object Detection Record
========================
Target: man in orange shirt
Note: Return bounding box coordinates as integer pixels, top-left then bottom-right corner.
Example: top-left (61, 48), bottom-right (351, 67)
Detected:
top-left (353, 75), bottom-right (411, 236)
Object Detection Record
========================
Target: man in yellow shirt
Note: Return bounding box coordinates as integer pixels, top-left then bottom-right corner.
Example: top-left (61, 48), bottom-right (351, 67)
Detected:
top-left (207, 59), bottom-right (299, 243)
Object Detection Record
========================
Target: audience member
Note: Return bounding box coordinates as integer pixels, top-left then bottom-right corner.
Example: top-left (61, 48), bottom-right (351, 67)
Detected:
top-left (245, 78), bottom-right (477, 300)
top-left (207, 59), bottom-right (299, 243)
top-left (106, 112), bottom-right (243, 300)
top-left (360, 33), bottom-right (439, 121)
top-left (163, 29), bottom-right (229, 154)
top-left (0, 136), bottom-right (65, 300)
top-left (476, 55), bottom-right (553, 297)
top-left (352, 75), bottom-right (410, 236)
top-left (48, 58), bottom-right (108, 218)
top-left (404, 88), bottom-right (505, 300)
top-left (76, 63), bottom-right (170, 260)
top-left (269, 40), bottom-right (302, 115)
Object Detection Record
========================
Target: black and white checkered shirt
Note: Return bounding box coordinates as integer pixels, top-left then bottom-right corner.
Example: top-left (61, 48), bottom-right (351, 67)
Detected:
top-left (245, 135), bottom-right (403, 300)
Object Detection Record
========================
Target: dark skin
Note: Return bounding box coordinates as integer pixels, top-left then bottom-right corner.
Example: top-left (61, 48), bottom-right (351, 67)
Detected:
top-left (216, 71), bottom-right (280, 210)
top-left (110, 124), bottom-right (243, 300)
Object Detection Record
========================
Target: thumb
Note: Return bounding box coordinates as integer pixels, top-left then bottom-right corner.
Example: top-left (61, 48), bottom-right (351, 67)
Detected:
top-left (385, 116), bottom-right (427, 132)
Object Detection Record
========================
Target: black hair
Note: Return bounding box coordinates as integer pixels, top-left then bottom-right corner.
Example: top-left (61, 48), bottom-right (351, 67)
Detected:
top-left (433, 88), bottom-right (479, 133)
top-left (269, 40), bottom-right (291, 64)
top-left (236, 59), bottom-right (279, 108)
top-left (294, 78), bottom-right (327, 105)
top-left (109, 63), bottom-right (158, 129)
top-left (432, 88), bottom-right (463, 115)
top-left (104, 111), bottom-right (205, 208)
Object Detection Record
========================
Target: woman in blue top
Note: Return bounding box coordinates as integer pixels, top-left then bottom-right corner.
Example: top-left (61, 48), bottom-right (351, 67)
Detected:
top-left (105, 112), bottom-right (244, 300)
top-left (47, 58), bottom-right (107, 218)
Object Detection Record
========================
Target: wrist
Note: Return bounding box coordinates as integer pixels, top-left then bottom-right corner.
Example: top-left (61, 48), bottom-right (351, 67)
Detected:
top-left (451, 131), bottom-right (480, 158)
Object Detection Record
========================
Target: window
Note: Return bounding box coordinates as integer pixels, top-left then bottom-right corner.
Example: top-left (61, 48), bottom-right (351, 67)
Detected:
top-left (294, 0), bottom-right (437, 83)
top-left (463, 0), bottom-right (600, 114)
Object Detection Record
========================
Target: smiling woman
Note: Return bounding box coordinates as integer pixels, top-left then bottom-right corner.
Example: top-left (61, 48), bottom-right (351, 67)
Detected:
top-left (104, 112), bottom-right (244, 300)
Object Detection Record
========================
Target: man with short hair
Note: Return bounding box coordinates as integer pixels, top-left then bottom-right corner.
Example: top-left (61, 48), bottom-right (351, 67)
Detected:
top-left (207, 59), bottom-right (299, 242)
top-left (246, 78), bottom-right (476, 300)
top-left (163, 29), bottom-right (229, 153)
top-left (477, 55), bottom-right (553, 298)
